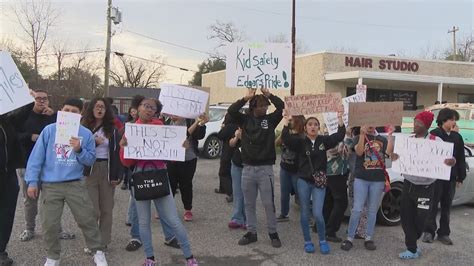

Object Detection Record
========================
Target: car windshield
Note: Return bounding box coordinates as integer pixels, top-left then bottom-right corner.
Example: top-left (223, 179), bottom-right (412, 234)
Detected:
top-left (209, 108), bottom-right (227, 122)
top-left (431, 108), bottom-right (470, 120)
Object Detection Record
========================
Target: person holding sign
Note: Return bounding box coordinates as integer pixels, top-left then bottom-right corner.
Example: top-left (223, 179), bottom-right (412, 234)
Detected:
top-left (81, 98), bottom-right (123, 251)
top-left (24, 98), bottom-right (108, 266)
top-left (119, 97), bottom-right (198, 266)
top-left (282, 111), bottom-right (345, 254)
top-left (341, 124), bottom-right (394, 252)
top-left (390, 111), bottom-right (456, 259)
top-left (228, 88), bottom-right (284, 248)
top-left (165, 113), bottom-right (208, 222)
top-left (0, 101), bottom-right (34, 266)
top-left (422, 108), bottom-right (466, 246)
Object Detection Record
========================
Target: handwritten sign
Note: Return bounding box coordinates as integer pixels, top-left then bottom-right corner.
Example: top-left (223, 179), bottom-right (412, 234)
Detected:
top-left (348, 102), bottom-right (403, 127)
top-left (392, 135), bottom-right (454, 180)
top-left (55, 111), bottom-right (81, 145)
top-left (159, 84), bottom-right (209, 119)
top-left (323, 93), bottom-right (366, 134)
top-left (225, 43), bottom-right (291, 89)
top-left (0, 51), bottom-right (34, 115)
top-left (285, 93), bottom-right (342, 116)
top-left (124, 123), bottom-right (187, 161)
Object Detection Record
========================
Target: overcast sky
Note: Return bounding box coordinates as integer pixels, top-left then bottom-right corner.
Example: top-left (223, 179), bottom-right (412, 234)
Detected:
top-left (1, 0), bottom-right (473, 85)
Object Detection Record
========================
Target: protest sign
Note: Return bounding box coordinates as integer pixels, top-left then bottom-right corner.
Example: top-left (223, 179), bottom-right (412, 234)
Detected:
top-left (225, 43), bottom-right (291, 89)
top-left (0, 51), bottom-right (33, 115)
top-left (356, 84), bottom-right (367, 96)
top-left (285, 93), bottom-right (342, 116)
top-left (392, 135), bottom-right (454, 180)
top-left (159, 84), bottom-right (209, 119)
top-left (323, 92), bottom-right (366, 134)
top-left (348, 102), bottom-right (403, 127)
top-left (124, 123), bottom-right (187, 161)
top-left (55, 111), bottom-right (81, 145)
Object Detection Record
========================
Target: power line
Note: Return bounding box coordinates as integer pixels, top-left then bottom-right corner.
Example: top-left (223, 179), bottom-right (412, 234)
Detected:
top-left (113, 51), bottom-right (197, 72)
top-left (35, 49), bottom-right (105, 57)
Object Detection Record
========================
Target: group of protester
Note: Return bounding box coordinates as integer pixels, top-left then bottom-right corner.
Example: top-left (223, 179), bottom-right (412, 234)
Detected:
top-left (0, 87), bottom-right (466, 266)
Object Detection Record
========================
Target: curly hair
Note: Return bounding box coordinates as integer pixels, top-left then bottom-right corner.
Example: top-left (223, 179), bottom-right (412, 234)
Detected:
top-left (81, 97), bottom-right (115, 138)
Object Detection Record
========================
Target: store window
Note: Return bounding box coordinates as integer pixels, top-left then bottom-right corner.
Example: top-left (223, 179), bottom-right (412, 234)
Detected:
top-left (347, 87), bottom-right (417, 110)
top-left (458, 94), bottom-right (474, 103)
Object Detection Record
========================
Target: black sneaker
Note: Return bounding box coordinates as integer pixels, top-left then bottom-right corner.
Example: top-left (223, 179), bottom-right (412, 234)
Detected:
top-left (164, 237), bottom-right (181, 249)
top-left (326, 235), bottom-right (343, 243)
top-left (437, 235), bottom-right (453, 245)
top-left (422, 232), bottom-right (434, 243)
top-left (269, 233), bottom-right (282, 248)
top-left (364, 240), bottom-right (377, 251)
top-left (238, 232), bottom-right (257, 245)
top-left (276, 214), bottom-right (289, 223)
top-left (125, 239), bottom-right (142, 252)
top-left (340, 240), bottom-right (353, 251)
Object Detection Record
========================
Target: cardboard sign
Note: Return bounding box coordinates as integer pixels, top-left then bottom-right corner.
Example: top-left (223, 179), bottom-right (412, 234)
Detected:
top-left (124, 123), bottom-right (186, 161)
top-left (55, 111), bottom-right (81, 145)
top-left (159, 84), bottom-right (209, 119)
top-left (348, 102), bottom-right (403, 127)
top-left (285, 93), bottom-right (342, 116)
top-left (323, 93), bottom-right (366, 134)
top-left (225, 43), bottom-right (291, 89)
top-left (392, 135), bottom-right (454, 180)
top-left (0, 51), bottom-right (34, 115)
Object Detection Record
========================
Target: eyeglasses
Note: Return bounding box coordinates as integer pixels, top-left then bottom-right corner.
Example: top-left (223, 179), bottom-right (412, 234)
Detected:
top-left (35, 97), bottom-right (49, 102)
top-left (140, 103), bottom-right (157, 111)
top-left (94, 105), bottom-right (106, 110)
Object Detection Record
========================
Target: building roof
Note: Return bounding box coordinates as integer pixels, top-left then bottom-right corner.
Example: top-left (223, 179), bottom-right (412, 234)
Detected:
top-left (109, 86), bottom-right (161, 98)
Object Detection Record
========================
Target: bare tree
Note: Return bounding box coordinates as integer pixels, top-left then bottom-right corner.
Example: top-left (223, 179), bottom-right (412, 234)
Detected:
top-left (110, 55), bottom-right (166, 88)
top-left (266, 33), bottom-right (308, 54)
top-left (13, 0), bottom-right (59, 83)
top-left (208, 20), bottom-right (246, 60)
top-left (51, 40), bottom-right (68, 81)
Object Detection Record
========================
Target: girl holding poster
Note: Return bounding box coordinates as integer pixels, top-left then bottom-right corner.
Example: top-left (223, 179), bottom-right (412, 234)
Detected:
top-left (281, 112), bottom-right (345, 254)
top-left (119, 97), bottom-right (198, 266)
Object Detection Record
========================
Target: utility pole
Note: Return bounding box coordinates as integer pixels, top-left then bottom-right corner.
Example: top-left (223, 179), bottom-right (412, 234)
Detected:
top-left (290, 0), bottom-right (296, 96)
top-left (104, 0), bottom-right (112, 97)
top-left (448, 26), bottom-right (459, 59)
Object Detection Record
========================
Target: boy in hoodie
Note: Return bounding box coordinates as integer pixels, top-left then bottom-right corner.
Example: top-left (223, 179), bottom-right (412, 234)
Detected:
top-left (422, 108), bottom-right (466, 245)
top-left (25, 98), bottom-right (108, 266)
top-left (227, 88), bottom-right (284, 248)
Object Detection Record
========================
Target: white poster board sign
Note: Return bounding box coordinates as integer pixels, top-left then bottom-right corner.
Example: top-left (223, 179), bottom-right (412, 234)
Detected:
top-left (323, 93), bottom-right (366, 134)
top-left (159, 84), bottom-right (209, 119)
top-left (124, 123), bottom-right (187, 161)
top-left (55, 111), bottom-right (81, 145)
top-left (0, 51), bottom-right (34, 115)
top-left (225, 43), bottom-right (291, 89)
top-left (392, 135), bottom-right (454, 180)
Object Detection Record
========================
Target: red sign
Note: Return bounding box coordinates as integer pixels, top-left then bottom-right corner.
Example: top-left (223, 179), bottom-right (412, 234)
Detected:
top-left (345, 56), bottom-right (419, 72)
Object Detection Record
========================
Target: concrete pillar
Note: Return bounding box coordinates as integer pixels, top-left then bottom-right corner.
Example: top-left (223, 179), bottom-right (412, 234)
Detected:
top-left (437, 83), bottom-right (443, 102)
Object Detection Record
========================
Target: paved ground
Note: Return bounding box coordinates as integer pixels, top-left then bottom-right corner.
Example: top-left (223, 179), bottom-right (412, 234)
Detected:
top-left (7, 158), bottom-right (474, 265)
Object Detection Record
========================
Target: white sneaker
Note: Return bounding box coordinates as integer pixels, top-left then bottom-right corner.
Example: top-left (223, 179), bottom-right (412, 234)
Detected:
top-left (93, 251), bottom-right (108, 266)
top-left (44, 258), bottom-right (60, 266)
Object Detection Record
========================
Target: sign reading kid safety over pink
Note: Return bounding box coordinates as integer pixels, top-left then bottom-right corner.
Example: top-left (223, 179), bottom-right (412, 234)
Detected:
top-left (285, 93), bottom-right (342, 116)
top-left (0, 51), bottom-right (34, 115)
top-left (54, 111), bottom-right (81, 145)
top-left (225, 43), bottom-right (291, 89)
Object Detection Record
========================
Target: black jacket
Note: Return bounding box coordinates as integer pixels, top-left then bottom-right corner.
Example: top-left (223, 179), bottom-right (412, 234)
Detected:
top-left (228, 94), bottom-right (284, 166)
top-left (282, 125), bottom-right (346, 183)
top-left (0, 103), bottom-right (34, 177)
top-left (430, 127), bottom-right (466, 183)
top-left (84, 128), bottom-right (123, 182)
top-left (165, 118), bottom-right (206, 158)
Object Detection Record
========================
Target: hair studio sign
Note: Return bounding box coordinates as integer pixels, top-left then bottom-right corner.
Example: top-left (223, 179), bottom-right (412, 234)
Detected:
top-left (345, 56), bottom-right (419, 72)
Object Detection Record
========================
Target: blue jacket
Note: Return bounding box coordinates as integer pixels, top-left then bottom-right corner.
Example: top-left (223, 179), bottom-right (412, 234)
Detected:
top-left (25, 123), bottom-right (96, 188)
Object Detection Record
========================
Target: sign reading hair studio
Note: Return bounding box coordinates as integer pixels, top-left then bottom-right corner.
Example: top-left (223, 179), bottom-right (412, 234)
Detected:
top-left (345, 56), bottom-right (419, 72)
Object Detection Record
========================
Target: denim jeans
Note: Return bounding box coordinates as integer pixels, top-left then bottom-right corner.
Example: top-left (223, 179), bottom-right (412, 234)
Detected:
top-left (230, 162), bottom-right (246, 225)
top-left (297, 178), bottom-right (326, 242)
top-left (279, 167), bottom-right (298, 217)
top-left (128, 194), bottom-right (140, 240)
top-left (347, 178), bottom-right (384, 240)
top-left (135, 192), bottom-right (192, 259)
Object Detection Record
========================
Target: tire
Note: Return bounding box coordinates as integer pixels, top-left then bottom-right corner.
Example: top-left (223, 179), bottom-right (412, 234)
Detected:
top-left (202, 135), bottom-right (221, 159)
top-left (377, 182), bottom-right (403, 226)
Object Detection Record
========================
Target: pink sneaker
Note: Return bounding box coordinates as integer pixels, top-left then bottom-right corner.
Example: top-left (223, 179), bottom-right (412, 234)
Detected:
top-left (184, 210), bottom-right (193, 222)
top-left (228, 220), bottom-right (245, 229)
top-left (186, 258), bottom-right (198, 266)
top-left (142, 258), bottom-right (156, 266)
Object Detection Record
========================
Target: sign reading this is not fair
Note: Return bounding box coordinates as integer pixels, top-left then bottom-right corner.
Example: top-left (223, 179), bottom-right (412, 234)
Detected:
top-left (124, 123), bottom-right (187, 161)
top-left (0, 51), bottom-right (34, 115)
top-left (159, 84), bottom-right (209, 119)
top-left (225, 43), bottom-right (291, 89)
top-left (348, 102), bottom-right (403, 127)
top-left (55, 111), bottom-right (81, 145)
top-left (392, 135), bottom-right (454, 180)
top-left (285, 93), bottom-right (342, 116)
